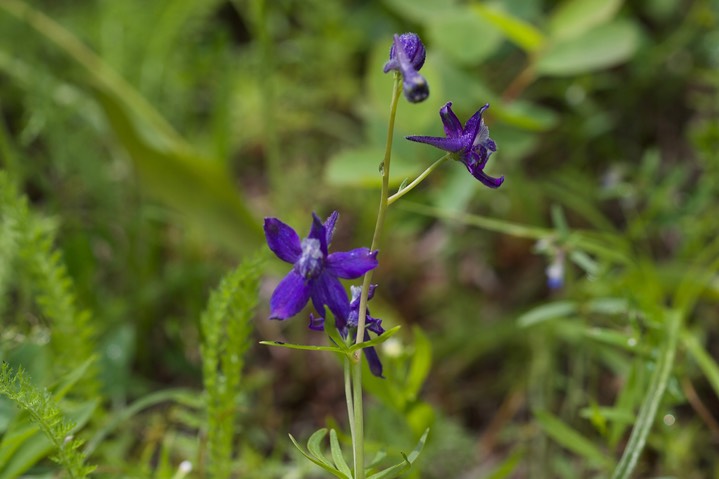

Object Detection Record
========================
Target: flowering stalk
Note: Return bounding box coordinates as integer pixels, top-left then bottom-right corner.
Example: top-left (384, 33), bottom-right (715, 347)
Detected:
top-left (349, 71), bottom-right (403, 479)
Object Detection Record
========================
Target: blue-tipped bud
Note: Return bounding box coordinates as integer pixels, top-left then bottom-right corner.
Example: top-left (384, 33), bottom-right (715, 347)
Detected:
top-left (383, 33), bottom-right (429, 103)
top-left (383, 33), bottom-right (426, 73)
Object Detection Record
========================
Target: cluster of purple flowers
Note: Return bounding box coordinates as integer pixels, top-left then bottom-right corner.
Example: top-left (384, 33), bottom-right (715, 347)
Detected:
top-left (264, 32), bottom-right (504, 378)
top-left (265, 212), bottom-right (384, 376)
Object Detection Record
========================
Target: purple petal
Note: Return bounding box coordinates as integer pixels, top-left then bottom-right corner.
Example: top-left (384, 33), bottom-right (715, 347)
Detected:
top-left (310, 272), bottom-right (350, 329)
top-left (463, 103), bottom-right (490, 140)
top-left (308, 313), bottom-right (325, 331)
top-left (367, 316), bottom-right (384, 335)
top-left (464, 160), bottom-right (505, 188)
top-left (402, 70), bottom-right (429, 103)
top-left (309, 213), bottom-right (328, 256)
top-left (326, 248), bottom-right (379, 279)
top-left (363, 331), bottom-right (384, 378)
top-left (269, 270), bottom-right (310, 320)
top-left (264, 218), bottom-right (302, 264)
top-left (439, 102), bottom-right (463, 137)
top-left (469, 147), bottom-right (490, 170)
top-left (324, 211), bottom-right (339, 246)
top-left (406, 135), bottom-right (466, 153)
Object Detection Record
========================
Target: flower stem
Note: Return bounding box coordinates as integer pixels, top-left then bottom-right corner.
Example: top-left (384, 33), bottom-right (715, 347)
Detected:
top-left (349, 72), bottom-right (402, 479)
top-left (387, 153), bottom-right (452, 206)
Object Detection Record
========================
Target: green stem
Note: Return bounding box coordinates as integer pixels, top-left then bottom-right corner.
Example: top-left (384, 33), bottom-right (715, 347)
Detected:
top-left (610, 309), bottom-right (682, 479)
top-left (349, 72), bottom-right (402, 479)
top-left (387, 154), bottom-right (451, 206)
top-left (344, 357), bottom-right (355, 443)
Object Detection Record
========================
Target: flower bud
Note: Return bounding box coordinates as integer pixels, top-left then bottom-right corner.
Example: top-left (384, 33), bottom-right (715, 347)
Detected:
top-left (383, 33), bottom-right (426, 73)
top-left (383, 33), bottom-right (429, 103)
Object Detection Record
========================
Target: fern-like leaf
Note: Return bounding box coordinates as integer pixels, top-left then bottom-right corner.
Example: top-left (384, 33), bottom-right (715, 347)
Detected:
top-left (0, 362), bottom-right (95, 478)
top-left (200, 254), bottom-right (263, 479)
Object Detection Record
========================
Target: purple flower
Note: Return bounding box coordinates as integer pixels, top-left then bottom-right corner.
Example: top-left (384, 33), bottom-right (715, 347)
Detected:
top-left (407, 102), bottom-right (504, 188)
top-left (310, 284), bottom-right (386, 378)
top-left (264, 211), bottom-right (378, 331)
top-left (383, 33), bottom-right (429, 103)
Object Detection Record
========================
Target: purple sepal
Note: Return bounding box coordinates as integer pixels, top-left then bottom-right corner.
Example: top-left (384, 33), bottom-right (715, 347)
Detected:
top-left (326, 249), bottom-right (379, 279)
top-left (362, 331), bottom-right (384, 379)
top-left (310, 272), bottom-right (350, 330)
top-left (269, 270), bottom-right (310, 320)
top-left (264, 218), bottom-right (302, 264)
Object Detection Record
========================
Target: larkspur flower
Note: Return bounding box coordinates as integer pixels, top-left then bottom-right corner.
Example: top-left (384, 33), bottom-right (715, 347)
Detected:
top-left (383, 33), bottom-right (429, 103)
top-left (264, 211), bottom-right (378, 331)
top-left (310, 284), bottom-right (386, 378)
top-left (407, 102), bottom-right (504, 188)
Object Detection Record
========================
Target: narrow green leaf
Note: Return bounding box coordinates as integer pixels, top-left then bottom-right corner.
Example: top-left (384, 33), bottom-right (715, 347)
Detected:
top-left (405, 327), bottom-right (432, 400)
top-left (534, 410), bottom-right (611, 467)
top-left (289, 433), bottom-right (349, 479)
top-left (348, 326), bottom-right (402, 354)
top-left (330, 429), bottom-right (353, 478)
top-left (682, 330), bottom-right (719, 400)
top-left (326, 316), bottom-right (351, 353)
top-left (484, 446), bottom-right (524, 479)
top-left (536, 19), bottom-right (641, 76)
top-left (548, 0), bottom-right (623, 40)
top-left (610, 310), bottom-right (682, 479)
top-left (517, 301), bottom-right (577, 328)
top-left (471, 4), bottom-right (546, 52)
top-left (259, 341), bottom-right (344, 354)
top-left (367, 428), bottom-right (429, 479)
top-left (307, 429), bottom-right (334, 469)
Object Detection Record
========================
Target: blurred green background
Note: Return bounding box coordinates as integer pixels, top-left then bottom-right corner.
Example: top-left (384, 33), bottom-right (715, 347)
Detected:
top-left (1, 0), bottom-right (719, 477)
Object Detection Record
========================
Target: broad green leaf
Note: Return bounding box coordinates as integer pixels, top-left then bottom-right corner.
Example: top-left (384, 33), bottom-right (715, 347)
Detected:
top-left (548, 0), bottom-right (624, 40)
top-left (348, 326), bottom-right (402, 354)
top-left (0, 0), bottom-right (262, 254)
top-left (325, 148), bottom-right (420, 188)
top-left (367, 428), bottom-right (429, 479)
top-left (471, 4), bottom-right (546, 52)
top-left (536, 19), bottom-right (642, 76)
top-left (289, 432), bottom-right (350, 479)
top-left (0, 421), bottom-right (43, 476)
top-left (259, 341), bottom-right (344, 354)
top-left (427, 8), bottom-right (503, 65)
top-left (94, 89), bottom-right (262, 255)
top-left (382, 0), bottom-right (458, 23)
top-left (0, 428), bottom-right (52, 479)
top-left (534, 410), bottom-right (611, 467)
top-left (330, 429), bottom-right (353, 478)
top-left (493, 100), bottom-right (559, 132)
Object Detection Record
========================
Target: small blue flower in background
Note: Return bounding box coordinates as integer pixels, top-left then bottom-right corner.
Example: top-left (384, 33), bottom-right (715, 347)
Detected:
top-left (383, 33), bottom-right (429, 103)
top-left (545, 252), bottom-right (565, 290)
top-left (407, 102), bottom-right (504, 188)
top-left (311, 284), bottom-right (386, 378)
top-left (264, 211), bottom-right (378, 330)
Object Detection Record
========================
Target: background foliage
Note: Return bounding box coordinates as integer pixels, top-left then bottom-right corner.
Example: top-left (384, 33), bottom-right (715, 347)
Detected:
top-left (1, 0), bottom-right (718, 477)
